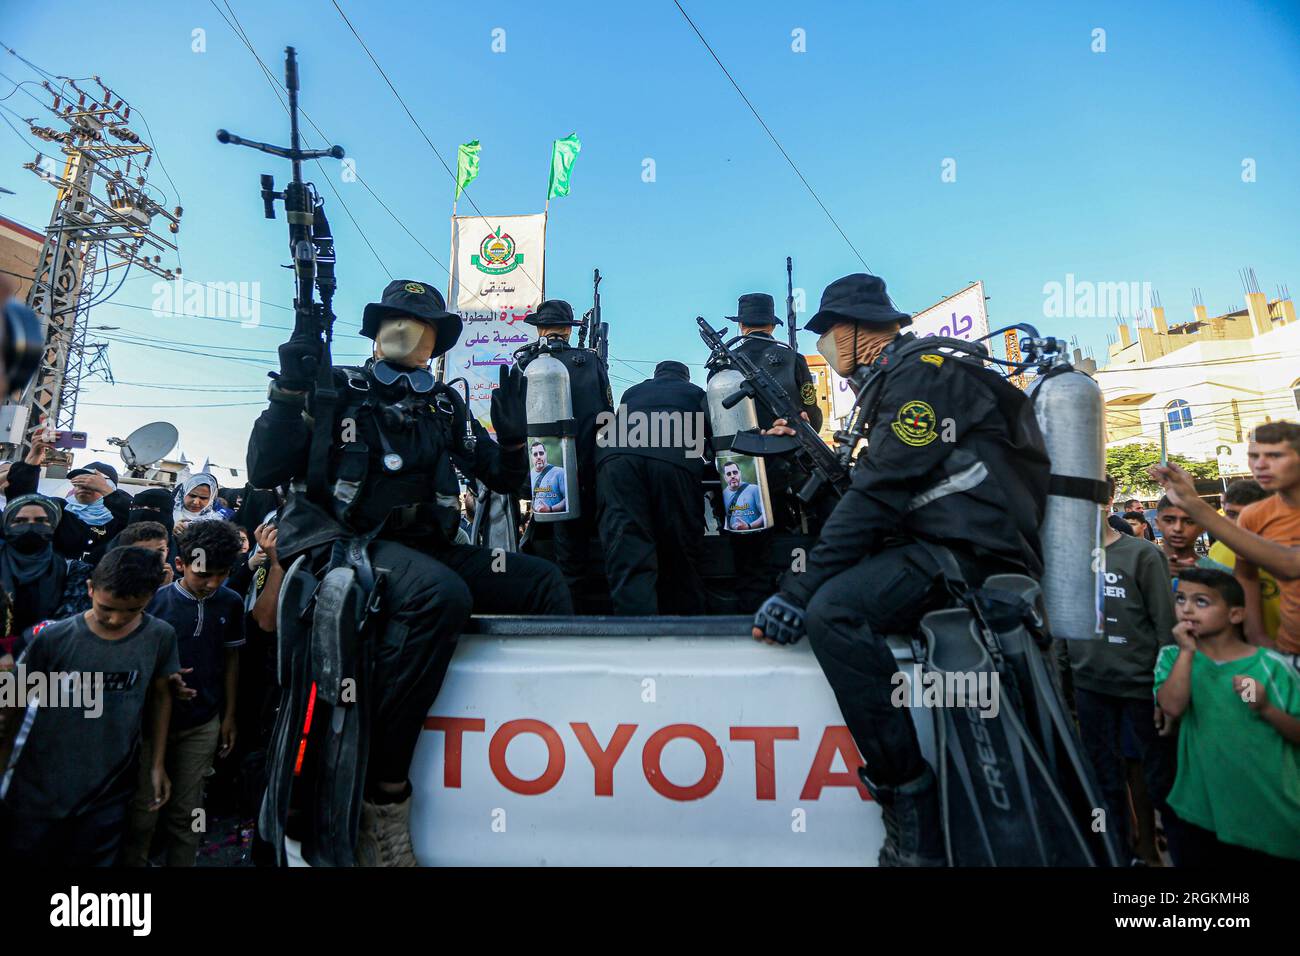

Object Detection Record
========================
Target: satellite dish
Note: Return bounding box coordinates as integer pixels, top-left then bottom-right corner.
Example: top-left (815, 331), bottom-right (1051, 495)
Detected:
top-left (115, 421), bottom-right (179, 470)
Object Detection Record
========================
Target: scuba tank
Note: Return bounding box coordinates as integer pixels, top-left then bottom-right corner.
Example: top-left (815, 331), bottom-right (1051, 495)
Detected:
top-left (706, 367), bottom-right (775, 533)
top-left (1028, 359), bottom-right (1107, 641)
top-left (523, 350), bottom-right (581, 522)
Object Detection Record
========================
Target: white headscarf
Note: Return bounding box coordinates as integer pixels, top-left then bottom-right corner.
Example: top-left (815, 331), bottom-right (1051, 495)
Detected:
top-left (173, 473), bottom-right (221, 525)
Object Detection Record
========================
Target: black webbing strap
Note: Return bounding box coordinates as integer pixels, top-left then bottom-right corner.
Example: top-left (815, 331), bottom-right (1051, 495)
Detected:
top-left (1049, 473), bottom-right (1109, 505)
top-left (528, 418), bottom-right (577, 438)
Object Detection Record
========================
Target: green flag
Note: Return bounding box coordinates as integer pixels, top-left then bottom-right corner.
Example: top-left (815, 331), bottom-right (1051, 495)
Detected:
top-left (547, 133), bottom-right (581, 200)
top-left (455, 140), bottom-right (481, 200)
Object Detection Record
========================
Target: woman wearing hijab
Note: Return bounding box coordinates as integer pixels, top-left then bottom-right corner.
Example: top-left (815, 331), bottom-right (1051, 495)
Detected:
top-left (0, 494), bottom-right (92, 634)
top-left (173, 474), bottom-right (220, 533)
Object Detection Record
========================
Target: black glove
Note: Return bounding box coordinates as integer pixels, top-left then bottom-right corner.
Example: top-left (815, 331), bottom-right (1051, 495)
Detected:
top-left (276, 331), bottom-right (322, 391)
top-left (753, 593), bottom-right (807, 646)
top-left (490, 364), bottom-right (528, 446)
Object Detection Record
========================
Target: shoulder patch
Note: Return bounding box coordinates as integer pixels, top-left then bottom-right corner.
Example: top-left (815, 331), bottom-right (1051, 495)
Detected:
top-left (801, 382), bottom-right (817, 405)
top-left (891, 400), bottom-right (938, 446)
top-left (920, 353), bottom-right (944, 368)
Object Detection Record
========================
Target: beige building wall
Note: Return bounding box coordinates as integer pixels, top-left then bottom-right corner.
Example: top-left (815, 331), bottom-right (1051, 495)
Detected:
top-left (1100, 319), bottom-right (1300, 475)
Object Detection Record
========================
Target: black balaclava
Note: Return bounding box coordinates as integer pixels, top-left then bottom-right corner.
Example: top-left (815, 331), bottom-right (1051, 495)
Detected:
top-left (129, 487), bottom-right (177, 534)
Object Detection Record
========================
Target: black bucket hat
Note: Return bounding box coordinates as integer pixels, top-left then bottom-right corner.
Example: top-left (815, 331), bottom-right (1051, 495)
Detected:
top-left (806, 274), bottom-right (911, 334)
top-left (726, 292), bottom-right (782, 327)
top-left (361, 279), bottom-right (463, 357)
top-left (525, 299), bottom-right (580, 327)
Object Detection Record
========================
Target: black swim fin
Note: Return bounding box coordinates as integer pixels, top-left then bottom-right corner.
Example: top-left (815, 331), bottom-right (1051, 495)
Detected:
top-left (920, 574), bottom-right (1122, 867)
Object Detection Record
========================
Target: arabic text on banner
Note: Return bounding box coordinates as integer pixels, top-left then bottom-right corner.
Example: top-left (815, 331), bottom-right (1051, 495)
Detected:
top-left (444, 213), bottom-right (547, 424)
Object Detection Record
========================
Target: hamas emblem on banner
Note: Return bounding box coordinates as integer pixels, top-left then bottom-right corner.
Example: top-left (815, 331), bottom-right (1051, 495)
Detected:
top-left (471, 226), bottom-right (525, 276)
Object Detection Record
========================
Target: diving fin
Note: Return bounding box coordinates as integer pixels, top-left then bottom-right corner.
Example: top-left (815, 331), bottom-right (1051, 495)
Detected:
top-left (920, 574), bottom-right (1121, 866)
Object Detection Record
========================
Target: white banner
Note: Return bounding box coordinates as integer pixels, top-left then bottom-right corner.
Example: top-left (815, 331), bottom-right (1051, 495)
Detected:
top-left (444, 213), bottom-right (548, 423)
top-left (409, 630), bottom-right (935, 866)
top-left (908, 280), bottom-right (989, 343)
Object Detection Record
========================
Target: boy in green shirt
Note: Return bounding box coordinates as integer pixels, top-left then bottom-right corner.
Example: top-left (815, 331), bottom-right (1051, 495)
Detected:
top-left (1154, 567), bottom-right (1300, 864)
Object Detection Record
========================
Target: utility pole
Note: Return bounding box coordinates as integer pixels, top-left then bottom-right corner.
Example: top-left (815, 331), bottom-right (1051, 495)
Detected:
top-left (1, 72), bottom-right (182, 460)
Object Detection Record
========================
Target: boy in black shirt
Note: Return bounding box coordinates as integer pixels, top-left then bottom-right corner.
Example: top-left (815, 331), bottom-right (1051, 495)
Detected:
top-left (1, 547), bottom-right (175, 865)
top-left (121, 520), bottom-right (245, 867)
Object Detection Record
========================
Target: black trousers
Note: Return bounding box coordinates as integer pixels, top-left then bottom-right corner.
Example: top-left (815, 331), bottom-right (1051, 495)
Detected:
top-left (596, 455), bottom-right (706, 615)
top-left (1074, 687), bottom-right (1180, 861)
top-left (551, 482), bottom-right (604, 612)
top-left (1, 772), bottom-right (132, 866)
top-left (803, 542), bottom-right (1013, 788)
top-left (366, 540), bottom-right (571, 785)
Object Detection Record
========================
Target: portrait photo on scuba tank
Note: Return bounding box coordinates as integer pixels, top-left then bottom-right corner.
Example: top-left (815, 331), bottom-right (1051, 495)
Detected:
top-left (528, 437), bottom-right (568, 516)
top-left (1, 0), bottom-right (1296, 936)
top-left (717, 454), bottom-right (767, 532)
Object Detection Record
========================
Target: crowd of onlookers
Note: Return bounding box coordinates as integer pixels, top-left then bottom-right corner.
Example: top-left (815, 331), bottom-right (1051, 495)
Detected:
top-left (0, 418), bottom-right (1297, 867)
top-left (1060, 419), bottom-right (1300, 866)
top-left (0, 426), bottom-right (284, 866)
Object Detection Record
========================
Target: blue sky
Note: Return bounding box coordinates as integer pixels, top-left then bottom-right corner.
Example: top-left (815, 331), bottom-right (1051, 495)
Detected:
top-left (2, 0), bottom-right (1298, 476)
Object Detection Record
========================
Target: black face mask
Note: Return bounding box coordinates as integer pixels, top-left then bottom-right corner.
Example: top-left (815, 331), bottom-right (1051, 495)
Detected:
top-left (8, 524), bottom-right (54, 554)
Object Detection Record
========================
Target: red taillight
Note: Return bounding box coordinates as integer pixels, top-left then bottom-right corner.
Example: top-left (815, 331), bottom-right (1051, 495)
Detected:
top-left (292, 682), bottom-right (318, 776)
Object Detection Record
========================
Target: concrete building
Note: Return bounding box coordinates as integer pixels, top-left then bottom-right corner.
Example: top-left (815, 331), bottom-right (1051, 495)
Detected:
top-left (1099, 287), bottom-right (1300, 476)
top-left (0, 213), bottom-right (42, 300)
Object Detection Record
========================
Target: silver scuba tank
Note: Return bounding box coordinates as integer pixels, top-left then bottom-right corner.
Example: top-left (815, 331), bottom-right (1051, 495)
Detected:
top-left (1028, 364), bottom-right (1106, 641)
top-left (523, 351), bottom-right (581, 522)
top-left (706, 367), bottom-right (775, 534)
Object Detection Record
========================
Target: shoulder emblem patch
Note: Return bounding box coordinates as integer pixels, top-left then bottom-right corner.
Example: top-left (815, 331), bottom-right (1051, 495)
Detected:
top-left (920, 353), bottom-right (944, 368)
top-left (801, 382), bottom-right (817, 405)
top-left (891, 400), bottom-right (938, 446)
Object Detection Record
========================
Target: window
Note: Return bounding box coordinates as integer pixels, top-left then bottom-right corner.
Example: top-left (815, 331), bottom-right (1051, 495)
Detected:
top-left (1165, 399), bottom-right (1193, 431)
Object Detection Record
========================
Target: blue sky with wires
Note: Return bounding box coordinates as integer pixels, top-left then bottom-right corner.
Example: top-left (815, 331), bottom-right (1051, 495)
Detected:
top-left (1, 0), bottom-right (1298, 476)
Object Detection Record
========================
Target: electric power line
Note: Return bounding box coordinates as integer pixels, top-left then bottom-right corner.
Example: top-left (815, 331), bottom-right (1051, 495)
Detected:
top-left (670, 0), bottom-right (874, 276)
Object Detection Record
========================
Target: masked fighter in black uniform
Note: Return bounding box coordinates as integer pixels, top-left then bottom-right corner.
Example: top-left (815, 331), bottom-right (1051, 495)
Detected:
top-left (511, 299), bottom-right (613, 611)
top-left (707, 292), bottom-right (824, 609)
top-left (751, 274), bottom-right (1045, 866)
top-left (248, 279), bottom-right (571, 865)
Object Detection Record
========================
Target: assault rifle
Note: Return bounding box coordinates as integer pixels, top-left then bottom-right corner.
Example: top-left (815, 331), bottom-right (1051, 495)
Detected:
top-left (578, 268), bottom-right (608, 363)
top-left (217, 46), bottom-right (344, 502)
top-left (697, 316), bottom-right (850, 502)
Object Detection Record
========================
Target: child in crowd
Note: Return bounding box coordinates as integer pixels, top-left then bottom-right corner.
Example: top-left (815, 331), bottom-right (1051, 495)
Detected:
top-left (120, 519), bottom-right (245, 867)
top-left (0, 547), bottom-right (176, 866)
top-left (1235, 421), bottom-right (1300, 651)
top-left (1061, 479), bottom-right (1179, 863)
top-left (1154, 568), bottom-right (1300, 865)
top-left (116, 520), bottom-right (175, 586)
top-left (1155, 496), bottom-right (1229, 578)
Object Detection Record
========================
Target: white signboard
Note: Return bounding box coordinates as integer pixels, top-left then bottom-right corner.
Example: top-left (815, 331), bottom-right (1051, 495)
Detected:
top-left (410, 630), bottom-right (934, 866)
top-left (829, 368), bottom-right (856, 421)
top-left (909, 281), bottom-right (989, 343)
top-left (444, 213), bottom-right (548, 423)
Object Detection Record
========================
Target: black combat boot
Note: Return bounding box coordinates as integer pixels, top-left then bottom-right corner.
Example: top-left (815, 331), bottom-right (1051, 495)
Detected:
top-left (858, 765), bottom-right (946, 867)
